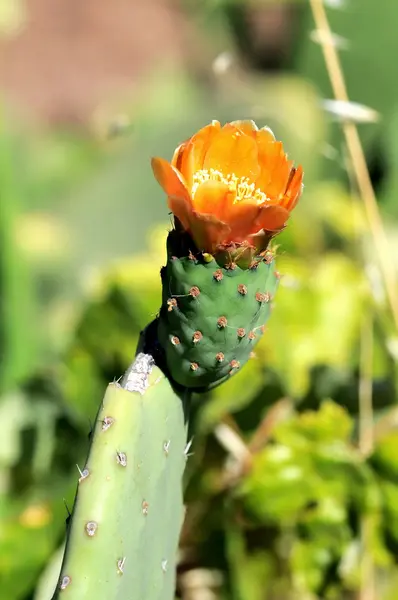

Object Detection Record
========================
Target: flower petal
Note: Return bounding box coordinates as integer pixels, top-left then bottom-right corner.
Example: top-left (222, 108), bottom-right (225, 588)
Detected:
top-left (190, 212), bottom-right (231, 252)
top-left (256, 140), bottom-right (288, 198)
top-left (256, 126), bottom-right (276, 144)
top-left (255, 204), bottom-right (290, 232)
top-left (177, 121), bottom-right (221, 187)
top-left (151, 157), bottom-right (192, 230)
top-left (152, 157), bottom-right (189, 199)
top-left (204, 125), bottom-right (260, 181)
top-left (192, 180), bottom-right (232, 221)
top-left (267, 155), bottom-right (293, 200)
top-left (224, 202), bottom-right (262, 242)
top-left (171, 142), bottom-right (188, 171)
top-left (282, 165), bottom-right (304, 210)
top-left (167, 196), bottom-right (192, 232)
top-left (230, 120), bottom-right (258, 137)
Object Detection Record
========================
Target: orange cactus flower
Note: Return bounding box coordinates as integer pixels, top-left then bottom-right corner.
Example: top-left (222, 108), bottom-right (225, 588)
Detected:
top-left (151, 120), bottom-right (303, 254)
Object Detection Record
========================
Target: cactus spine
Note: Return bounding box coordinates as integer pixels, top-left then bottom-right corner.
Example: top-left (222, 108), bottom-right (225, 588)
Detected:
top-left (52, 353), bottom-right (188, 600)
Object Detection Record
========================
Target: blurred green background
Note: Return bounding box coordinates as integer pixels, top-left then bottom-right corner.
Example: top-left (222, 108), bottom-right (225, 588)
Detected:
top-left (2, 0), bottom-right (398, 598)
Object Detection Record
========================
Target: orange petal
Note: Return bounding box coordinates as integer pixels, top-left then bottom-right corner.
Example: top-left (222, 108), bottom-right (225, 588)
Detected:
top-left (282, 165), bottom-right (304, 210)
top-left (230, 120), bottom-right (258, 137)
top-left (151, 157), bottom-right (192, 230)
top-left (255, 128), bottom-right (280, 192)
top-left (203, 126), bottom-right (260, 182)
top-left (178, 121), bottom-right (221, 187)
top-left (255, 204), bottom-right (290, 232)
top-left (167, 196), bottom-right (192, 231)
top-left (190, 212), bottom-right (231, 252)
top-left (256, 126), bottom-right (276, 144)
top-left (171, 142), bottom-right (188, 171)
top-left (267, 155), bottom-right (292, 200)
top-left (256, 140), bottom-right (287, 197)
top-left (224, 201), bottom-right (263, 242)
top-left (152, 157), bottom-right (190, 199)
top-left (192, 180), bottom-right (232, 221)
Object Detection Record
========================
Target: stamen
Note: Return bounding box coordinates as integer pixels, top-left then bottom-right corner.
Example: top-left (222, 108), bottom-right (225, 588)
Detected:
top-left (192, 168), bottom-right (269, 205)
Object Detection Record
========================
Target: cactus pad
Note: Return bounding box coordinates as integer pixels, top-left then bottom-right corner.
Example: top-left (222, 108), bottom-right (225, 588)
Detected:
top-left (158, 231), bottom-right (280, 390)
top-left (53, 354), bottom-right (188, 600)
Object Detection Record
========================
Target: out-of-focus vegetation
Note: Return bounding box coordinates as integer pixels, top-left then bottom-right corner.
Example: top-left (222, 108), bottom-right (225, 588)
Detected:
top-left (1, 0), bottom-right (398, 599)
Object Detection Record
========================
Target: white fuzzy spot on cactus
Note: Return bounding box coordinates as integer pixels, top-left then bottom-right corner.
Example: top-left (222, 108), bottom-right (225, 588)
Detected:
top-left (116, 451), bottom-right (127, 467)
top-left (163, 440), bottom-right (171, 456)
top-left (162, 559), bottom-right (168, 573)
top-left (59, 575), bottom-right (71, 590)
top-left (117, 557), bottom-right (126, 574)
top-left (120, 353), bottom-right (154, 395)
top-left (76, 464), bottom-right (89, 483)
top-left (102, 416), bottom-right (115, 431)
top-left (142, 500), bottom-right (149, 515)
top-left (85, 521), bottom-right (98, 537)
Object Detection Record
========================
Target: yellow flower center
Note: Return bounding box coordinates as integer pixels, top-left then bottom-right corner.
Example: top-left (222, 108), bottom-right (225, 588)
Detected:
top-left (192, 168), bottom-right (269, 205)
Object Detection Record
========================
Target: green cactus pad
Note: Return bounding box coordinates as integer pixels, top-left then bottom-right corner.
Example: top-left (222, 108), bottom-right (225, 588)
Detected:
top-left (158, 231), bottom-right (280, 390)
top-left (53, 354), bottom-right (188, 600)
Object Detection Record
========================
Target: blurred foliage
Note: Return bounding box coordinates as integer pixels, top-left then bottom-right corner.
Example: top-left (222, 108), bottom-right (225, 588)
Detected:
top-left (1, 1), bottom-right (398, 599)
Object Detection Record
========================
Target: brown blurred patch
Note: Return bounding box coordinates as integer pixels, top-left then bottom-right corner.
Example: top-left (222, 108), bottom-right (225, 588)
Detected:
top-left (0, 0), bottom-right (199, 125)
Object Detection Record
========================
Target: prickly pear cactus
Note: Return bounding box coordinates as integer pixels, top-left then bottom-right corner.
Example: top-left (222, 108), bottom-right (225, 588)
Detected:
top-left (49, 119), bottom-right (303, 600)
top-left (152, 120), bottom-right (303, 391)
top-left (158, 230), bottom-right (279, 390)
top-left (52, 354), bottom-right (188, 600)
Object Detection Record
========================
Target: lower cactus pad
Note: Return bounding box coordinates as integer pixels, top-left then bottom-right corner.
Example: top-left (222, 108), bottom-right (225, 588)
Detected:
top-left (53, 354), bottom-right (188, 600)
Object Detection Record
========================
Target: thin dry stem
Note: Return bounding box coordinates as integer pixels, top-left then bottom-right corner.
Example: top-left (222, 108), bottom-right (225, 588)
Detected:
top-left (309, 0), bottom-right (398, 329)
top-left (359, 315), bottom-right (374, 457)
top-left (358, 315), bottom-right (375, 600)
top-left (309, 5), bottom-right (378, 597)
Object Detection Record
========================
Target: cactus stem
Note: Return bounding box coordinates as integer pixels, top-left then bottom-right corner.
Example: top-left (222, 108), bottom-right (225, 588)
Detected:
top-left (53, 350), bottom-right (189, 600)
